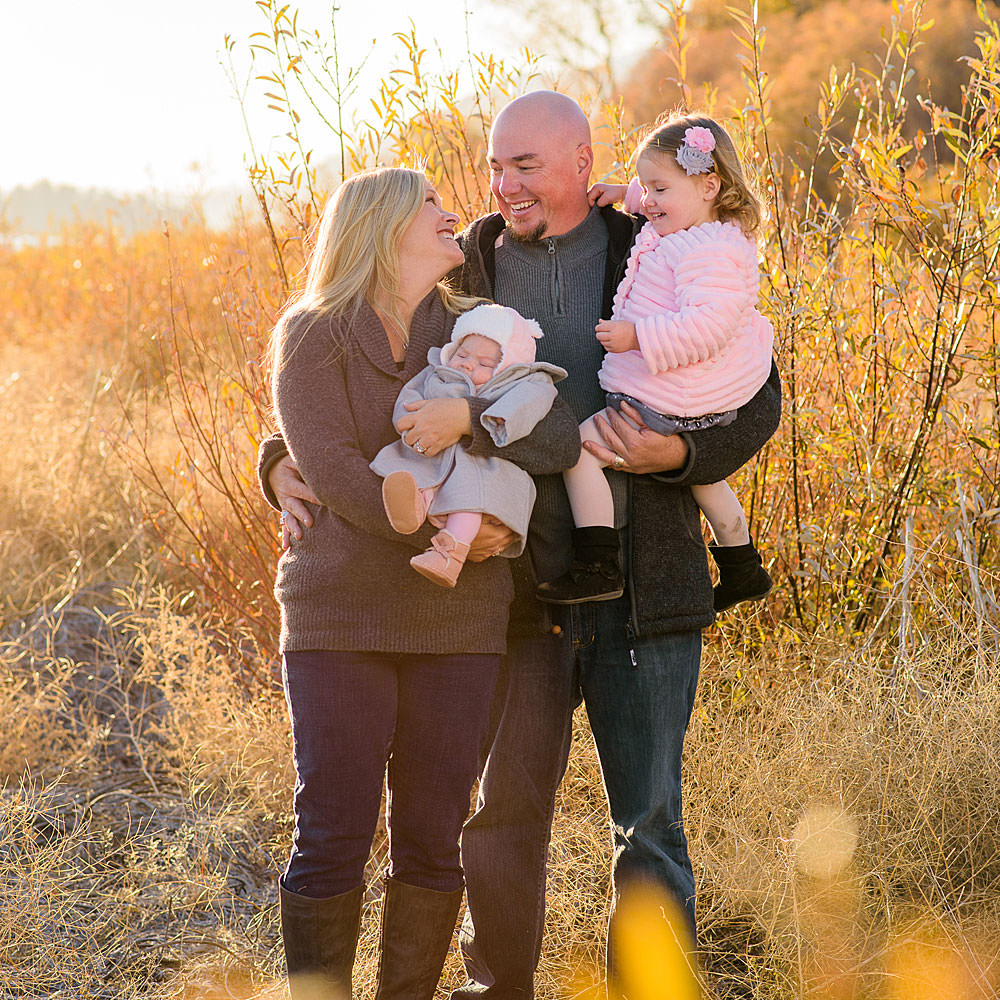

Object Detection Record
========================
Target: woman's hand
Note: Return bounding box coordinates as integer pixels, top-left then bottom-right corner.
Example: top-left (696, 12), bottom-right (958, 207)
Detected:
top-left (584, 402), bottom-right (690, 475)
top-left (395, 397), bottom-right (473, 457)
top-left (268, 455), bottom-right (320, 547)
top-left (466, 517), bottom-right (517, 563)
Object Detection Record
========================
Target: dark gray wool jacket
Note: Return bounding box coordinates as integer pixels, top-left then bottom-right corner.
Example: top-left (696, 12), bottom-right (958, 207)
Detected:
top-left (259, 205), bottom-right (781, 640)
top-left (450, 206), bottom-right (782, 638)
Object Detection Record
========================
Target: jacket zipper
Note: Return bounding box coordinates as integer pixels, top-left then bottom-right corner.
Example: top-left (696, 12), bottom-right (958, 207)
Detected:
top-left (626, 475), bottom-right (641, 666)
top-left (546, 238), bottom-right (560, 307)
top-left (625, 617), bottom-right (638, 668)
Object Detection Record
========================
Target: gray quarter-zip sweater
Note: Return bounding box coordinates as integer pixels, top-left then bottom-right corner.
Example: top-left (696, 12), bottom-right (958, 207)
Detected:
top-left (488, 209), bottom-right (630, 585)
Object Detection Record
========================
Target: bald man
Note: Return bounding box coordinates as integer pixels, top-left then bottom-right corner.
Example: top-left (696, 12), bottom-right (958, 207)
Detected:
top-left (260, 90), bottom-right (781, 997)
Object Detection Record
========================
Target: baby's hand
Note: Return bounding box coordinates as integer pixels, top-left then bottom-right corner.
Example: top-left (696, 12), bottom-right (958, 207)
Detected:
top-left (587, 182), bottom-right (629, 207)
top-left (596, 319), bottom-right (639, 353)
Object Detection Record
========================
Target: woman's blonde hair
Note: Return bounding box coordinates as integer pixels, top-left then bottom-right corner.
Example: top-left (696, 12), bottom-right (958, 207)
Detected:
top-left (638, 112), bottom-right (764, 235)
top-left (274, 166), bottom-right (476, 362)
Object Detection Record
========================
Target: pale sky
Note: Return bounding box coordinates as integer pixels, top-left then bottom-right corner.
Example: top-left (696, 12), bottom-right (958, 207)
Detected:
top-left (5, 1), bottom-right (523, 196)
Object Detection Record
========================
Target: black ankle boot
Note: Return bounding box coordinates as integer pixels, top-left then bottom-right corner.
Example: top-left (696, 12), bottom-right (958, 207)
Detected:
top-left (279, 879), bottom-right (363, 999)
top-left (374, 877), bottom-right (464, 1000)
top-left (536, 526), bottom-right (625, 605)
top-left (709, 541), bottom-right (772, 612)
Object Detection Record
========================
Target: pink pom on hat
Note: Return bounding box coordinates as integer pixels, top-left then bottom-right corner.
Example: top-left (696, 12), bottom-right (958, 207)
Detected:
top-left (442, 303), bottom-right (544, 372)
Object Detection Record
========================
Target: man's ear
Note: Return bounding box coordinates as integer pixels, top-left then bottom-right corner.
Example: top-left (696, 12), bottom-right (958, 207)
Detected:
top-left (703, 172), bottom-right (722, 201)
top-left (577, 143), bottom-right (595, 178)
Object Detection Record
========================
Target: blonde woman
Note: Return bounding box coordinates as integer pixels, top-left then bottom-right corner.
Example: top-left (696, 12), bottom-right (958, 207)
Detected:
top-left (268, 167), bottom-right (579, 999)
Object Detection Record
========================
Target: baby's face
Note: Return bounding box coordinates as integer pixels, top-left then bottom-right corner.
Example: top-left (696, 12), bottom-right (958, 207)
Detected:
top-left (450, 334), bottom-right (502, 386)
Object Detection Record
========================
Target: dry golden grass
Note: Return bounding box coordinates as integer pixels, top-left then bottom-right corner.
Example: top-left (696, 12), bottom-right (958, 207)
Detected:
top-left (691, 609), bottom-right (1000, 998)
top-left (0, 346), bottom-right (141, 617)
top-left (2, 574), bottom-right (998, 997)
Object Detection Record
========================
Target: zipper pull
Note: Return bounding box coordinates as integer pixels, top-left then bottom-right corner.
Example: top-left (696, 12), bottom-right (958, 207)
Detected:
top-left (546, 238), bottom-right (555, 255)
top-left (625, 618), bottom-right (637, 668)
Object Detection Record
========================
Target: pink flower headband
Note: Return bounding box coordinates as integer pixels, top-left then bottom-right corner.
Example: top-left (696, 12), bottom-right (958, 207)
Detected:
top-left (676, 126), bottom-right (716, 176)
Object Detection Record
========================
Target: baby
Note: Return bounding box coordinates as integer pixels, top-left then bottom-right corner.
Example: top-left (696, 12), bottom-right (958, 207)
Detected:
top-left (371, 303), bottom-right (567, 587)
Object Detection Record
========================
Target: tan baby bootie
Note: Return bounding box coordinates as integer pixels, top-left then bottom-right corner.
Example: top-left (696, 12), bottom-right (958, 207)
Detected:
top-left (410, 530), bottom-right (470, 588)
top-left (382, 471), bottom-right (428, 534)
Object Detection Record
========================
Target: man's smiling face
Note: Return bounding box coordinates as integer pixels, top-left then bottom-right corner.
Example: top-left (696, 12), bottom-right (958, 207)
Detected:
top-left (487, 104), bottom-right (593, 243)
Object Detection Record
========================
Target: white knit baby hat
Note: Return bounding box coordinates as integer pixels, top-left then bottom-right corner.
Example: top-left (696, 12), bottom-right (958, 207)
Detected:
top-left (442, 303), bottom-right (544, 371)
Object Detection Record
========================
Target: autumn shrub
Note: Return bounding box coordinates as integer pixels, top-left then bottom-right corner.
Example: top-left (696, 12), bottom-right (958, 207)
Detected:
top-left (623, 0), bottom-right (1000, 201)
top-left (111, 213), bottom-right (286, 678)
top-left (0, 212), bottom-right (286, 643)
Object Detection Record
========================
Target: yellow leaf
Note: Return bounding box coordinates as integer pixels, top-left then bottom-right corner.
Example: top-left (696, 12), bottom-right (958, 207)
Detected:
top-left (611, 882), bottom-right (699, 1000)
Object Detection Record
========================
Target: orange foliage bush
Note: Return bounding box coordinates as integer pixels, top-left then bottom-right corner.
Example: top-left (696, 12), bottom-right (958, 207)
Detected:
top-left (622, 0), bottom-right (998, 196)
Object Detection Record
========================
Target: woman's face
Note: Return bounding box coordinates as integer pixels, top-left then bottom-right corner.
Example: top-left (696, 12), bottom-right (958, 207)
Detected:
top-left (397, 182), bottom-right (464, 278)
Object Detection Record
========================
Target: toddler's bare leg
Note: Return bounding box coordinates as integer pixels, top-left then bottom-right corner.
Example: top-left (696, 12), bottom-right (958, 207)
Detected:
top-left (691, 481), bottom-right (750, 546)
top-left (564, 416), bottom-right (615, 528)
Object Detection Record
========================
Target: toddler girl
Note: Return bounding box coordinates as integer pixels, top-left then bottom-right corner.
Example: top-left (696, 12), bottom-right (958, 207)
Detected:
top-left (536, 113), bottom-right (775, 610)
top-left (371, 303), bottom-right (566, 588)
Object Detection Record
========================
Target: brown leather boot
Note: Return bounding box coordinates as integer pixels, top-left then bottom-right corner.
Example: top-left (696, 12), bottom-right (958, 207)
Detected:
top-left (279, 879), bottom-right (362, 999)
top-left (382, 471), bottom-right (427, 535)
top-left (374, 877), bottom-right (464, 1000)
top-left (410, 530), bottom-right (470, 588)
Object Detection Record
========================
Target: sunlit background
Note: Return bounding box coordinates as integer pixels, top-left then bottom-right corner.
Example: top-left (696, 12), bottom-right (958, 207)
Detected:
top-left (6, 1), bottom-right (653, 205)
top-left (7, 1), bottom-right (495, 194)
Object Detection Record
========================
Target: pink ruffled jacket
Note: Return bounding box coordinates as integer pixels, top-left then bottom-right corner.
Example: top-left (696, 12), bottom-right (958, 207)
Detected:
top-left (598, 216), bottom-right (774, 417)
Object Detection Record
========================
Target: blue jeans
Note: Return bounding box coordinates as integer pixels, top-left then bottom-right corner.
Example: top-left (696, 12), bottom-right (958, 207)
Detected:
top-left (453, 597), bottom-right (701, 998)
top-left (283, 649), bottom-right (499, 898)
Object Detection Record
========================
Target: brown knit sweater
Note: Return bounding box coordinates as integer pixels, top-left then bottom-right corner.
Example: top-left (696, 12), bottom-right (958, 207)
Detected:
top-left (271, 290), bottom-right (579, 655)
